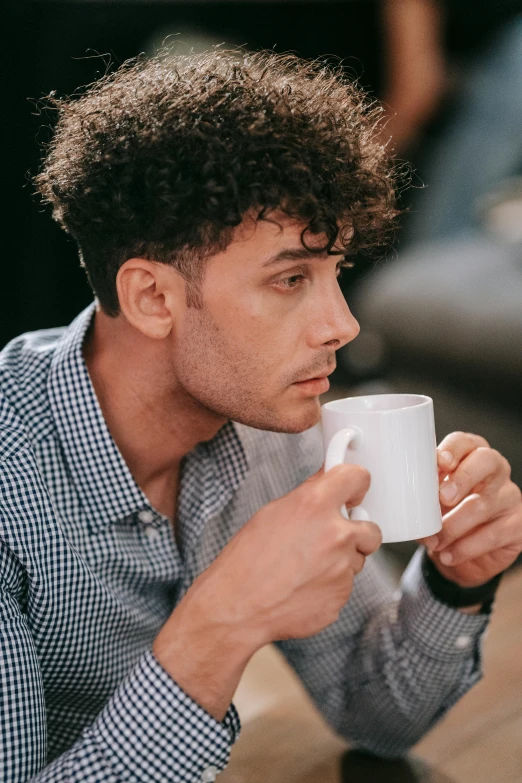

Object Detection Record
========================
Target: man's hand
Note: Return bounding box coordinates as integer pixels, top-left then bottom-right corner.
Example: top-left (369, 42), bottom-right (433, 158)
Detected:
top-left (419, 432), bottom-right (522, 588)
top-left (153, 463), bottom-right (382, 720)
top-left (196, 463), bottom-right (382, 643)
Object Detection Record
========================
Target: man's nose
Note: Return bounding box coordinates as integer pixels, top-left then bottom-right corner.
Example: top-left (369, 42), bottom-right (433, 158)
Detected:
top-left (321, 290), bottom-right (361, 350)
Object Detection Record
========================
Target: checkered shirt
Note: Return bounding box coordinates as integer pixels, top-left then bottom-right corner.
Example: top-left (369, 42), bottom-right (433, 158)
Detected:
top-left (0, 303), bottom-right (490, 782)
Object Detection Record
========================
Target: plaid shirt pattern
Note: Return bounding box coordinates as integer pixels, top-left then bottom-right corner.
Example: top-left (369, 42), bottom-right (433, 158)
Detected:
top-left (0, 303), bottom-right (490, 782)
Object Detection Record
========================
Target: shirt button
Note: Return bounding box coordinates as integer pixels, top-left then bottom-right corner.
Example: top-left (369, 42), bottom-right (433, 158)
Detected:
top-left (455, 635), bottom-right (472, 650)
top-left (144, 526), bottom-right (161, 541)
top-left (138, 510), bottom-right (154, 524)
top-left (201, 768), bottom-right (218, 783)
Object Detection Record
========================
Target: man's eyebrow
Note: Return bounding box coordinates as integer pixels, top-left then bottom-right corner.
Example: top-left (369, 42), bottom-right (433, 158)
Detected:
top-left (261, 247), bottom-right (345, 267)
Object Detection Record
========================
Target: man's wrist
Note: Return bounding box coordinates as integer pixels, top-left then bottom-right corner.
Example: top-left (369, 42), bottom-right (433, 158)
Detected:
top-left (93, 649), bottom-right (239, 783)
top-left (421, 550), bottom-right (503, 612)
top-left (458, 604), bottom-right (483, 615)
top-left (153, 587), bottom-right (259, 722)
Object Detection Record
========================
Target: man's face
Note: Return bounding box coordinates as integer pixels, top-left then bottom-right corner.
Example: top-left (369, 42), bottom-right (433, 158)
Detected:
top-left (170, 213), bottom-right (360, 433)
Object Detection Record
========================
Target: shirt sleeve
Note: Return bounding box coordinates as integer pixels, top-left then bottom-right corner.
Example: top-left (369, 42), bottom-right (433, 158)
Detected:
top-left (35, 650), bottom-right (240, 783)
top-left (0, 541), bottom-right (239, 783)
top-left (0, 569), bottom-right (48, 780)
top-left (276, 546), bottom-right (491, 758)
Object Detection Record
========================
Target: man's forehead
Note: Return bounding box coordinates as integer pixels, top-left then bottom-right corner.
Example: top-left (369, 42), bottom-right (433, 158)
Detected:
top-left (261, 246), bottom-right (345, 268)
top-left (229, 212), bottom-right (346, 266)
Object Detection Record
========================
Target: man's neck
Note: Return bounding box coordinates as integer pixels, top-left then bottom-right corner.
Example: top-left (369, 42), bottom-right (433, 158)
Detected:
top-left (82, 306), bottom-right (227, 521)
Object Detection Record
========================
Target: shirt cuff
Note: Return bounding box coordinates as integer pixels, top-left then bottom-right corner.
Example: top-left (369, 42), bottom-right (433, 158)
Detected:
top-left (399, 547), bottom-right (492, 663)
top-left (89, 648), bottom-right (240, 783)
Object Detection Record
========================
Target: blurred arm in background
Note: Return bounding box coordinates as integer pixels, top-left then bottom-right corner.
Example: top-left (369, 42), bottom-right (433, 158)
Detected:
top-left (381, 0), bottom-right (446, 154)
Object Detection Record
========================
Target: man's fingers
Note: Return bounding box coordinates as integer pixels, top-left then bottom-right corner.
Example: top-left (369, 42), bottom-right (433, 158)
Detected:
top-left (352, 520), bottom-right (382, 555)
top-left (352, 550), bottom-right (367, 575)
top-left (437, 431), bottom-right (489, 473)
top-left (433, 513), bottom-right (522, 567)
top-left (319, 463), bottom-right (371, 511)
top-left (438, 446), bottom-right (510, 508)
top-left (427, 483), bottom-right (520, 552)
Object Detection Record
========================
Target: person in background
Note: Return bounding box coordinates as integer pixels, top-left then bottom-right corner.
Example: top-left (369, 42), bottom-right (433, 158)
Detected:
top-left (1, 50), bottom-right (521, 783)
top-left (381, 0), bottom-right (522, 241)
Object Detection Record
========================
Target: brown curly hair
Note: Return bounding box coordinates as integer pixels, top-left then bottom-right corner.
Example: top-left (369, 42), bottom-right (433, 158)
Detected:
top-left (35, 49), bottom-right (398, 316)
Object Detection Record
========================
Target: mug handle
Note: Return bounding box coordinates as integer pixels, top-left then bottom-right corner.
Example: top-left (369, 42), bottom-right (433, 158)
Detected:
top-left (324, 427), bottom-right (369, 521)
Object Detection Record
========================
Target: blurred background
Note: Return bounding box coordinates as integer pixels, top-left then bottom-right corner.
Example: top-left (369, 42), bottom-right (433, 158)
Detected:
top-left (5, 2), bottom-right (522, 781)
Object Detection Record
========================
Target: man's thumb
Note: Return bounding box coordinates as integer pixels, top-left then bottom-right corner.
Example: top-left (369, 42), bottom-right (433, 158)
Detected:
top-left (303, 464), bottom-right (326, 483)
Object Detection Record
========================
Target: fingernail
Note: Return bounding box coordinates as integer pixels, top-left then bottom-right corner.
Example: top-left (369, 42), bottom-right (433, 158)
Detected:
top-left (424, 535), bottom-right (439, 550)
top-left (439, 551), bottom-right (453, 565)
top-left (439, 450), bottom-right (453, 467)
top-left (440, 482), bottom-right (458, 503)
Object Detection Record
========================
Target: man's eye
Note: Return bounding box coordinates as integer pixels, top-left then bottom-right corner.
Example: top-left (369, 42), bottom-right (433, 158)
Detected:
top-left (274, 264), bottom-right (343, 291)
top-left (279, 274), bottom-right (306, 289)
top-left (286, 275), bottom-right (305, 288)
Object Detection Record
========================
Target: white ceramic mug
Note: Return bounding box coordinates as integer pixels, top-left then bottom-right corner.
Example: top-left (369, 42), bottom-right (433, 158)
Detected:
top-left (321, 394), bottom-right (442, 543)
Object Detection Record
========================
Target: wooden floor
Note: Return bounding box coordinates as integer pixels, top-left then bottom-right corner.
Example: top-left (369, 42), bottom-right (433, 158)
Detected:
top-left (220, 566), bottom-right (522, 783)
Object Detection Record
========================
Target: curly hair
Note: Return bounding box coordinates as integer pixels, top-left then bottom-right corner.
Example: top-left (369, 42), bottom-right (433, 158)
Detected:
top-left (35, 49), bottom-right (398, 315)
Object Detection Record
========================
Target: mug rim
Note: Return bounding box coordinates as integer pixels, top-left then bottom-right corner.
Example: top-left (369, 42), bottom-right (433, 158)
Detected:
top-left (321, 393), bottom-right (433, 414)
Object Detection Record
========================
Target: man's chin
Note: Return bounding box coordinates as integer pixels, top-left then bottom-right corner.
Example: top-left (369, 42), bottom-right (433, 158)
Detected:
top-left (235, 397), bottom-right (322, 434)
top-left (281, 400), bottom-right (322, 433)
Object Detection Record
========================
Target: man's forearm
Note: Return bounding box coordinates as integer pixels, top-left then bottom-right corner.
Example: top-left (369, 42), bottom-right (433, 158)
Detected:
top-left (152, 583), bottom-right (260, 722)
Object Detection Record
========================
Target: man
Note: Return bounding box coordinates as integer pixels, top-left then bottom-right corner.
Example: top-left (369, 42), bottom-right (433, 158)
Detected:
top-left (1, 50), bottom-right (521, 783)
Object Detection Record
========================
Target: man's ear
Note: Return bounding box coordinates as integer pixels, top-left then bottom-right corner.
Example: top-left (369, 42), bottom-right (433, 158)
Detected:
top-left (116, 258), bottom-right (186, 339)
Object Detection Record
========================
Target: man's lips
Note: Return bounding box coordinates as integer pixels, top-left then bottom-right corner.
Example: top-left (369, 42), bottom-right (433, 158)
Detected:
top-left (292, 375), bottom-right (331, 393)
top-left (294, 369), bottom-right (334, 383)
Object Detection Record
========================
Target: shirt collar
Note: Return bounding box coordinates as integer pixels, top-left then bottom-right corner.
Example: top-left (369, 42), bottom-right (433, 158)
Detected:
top-left (48, 302), bottom-right (249, 533)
